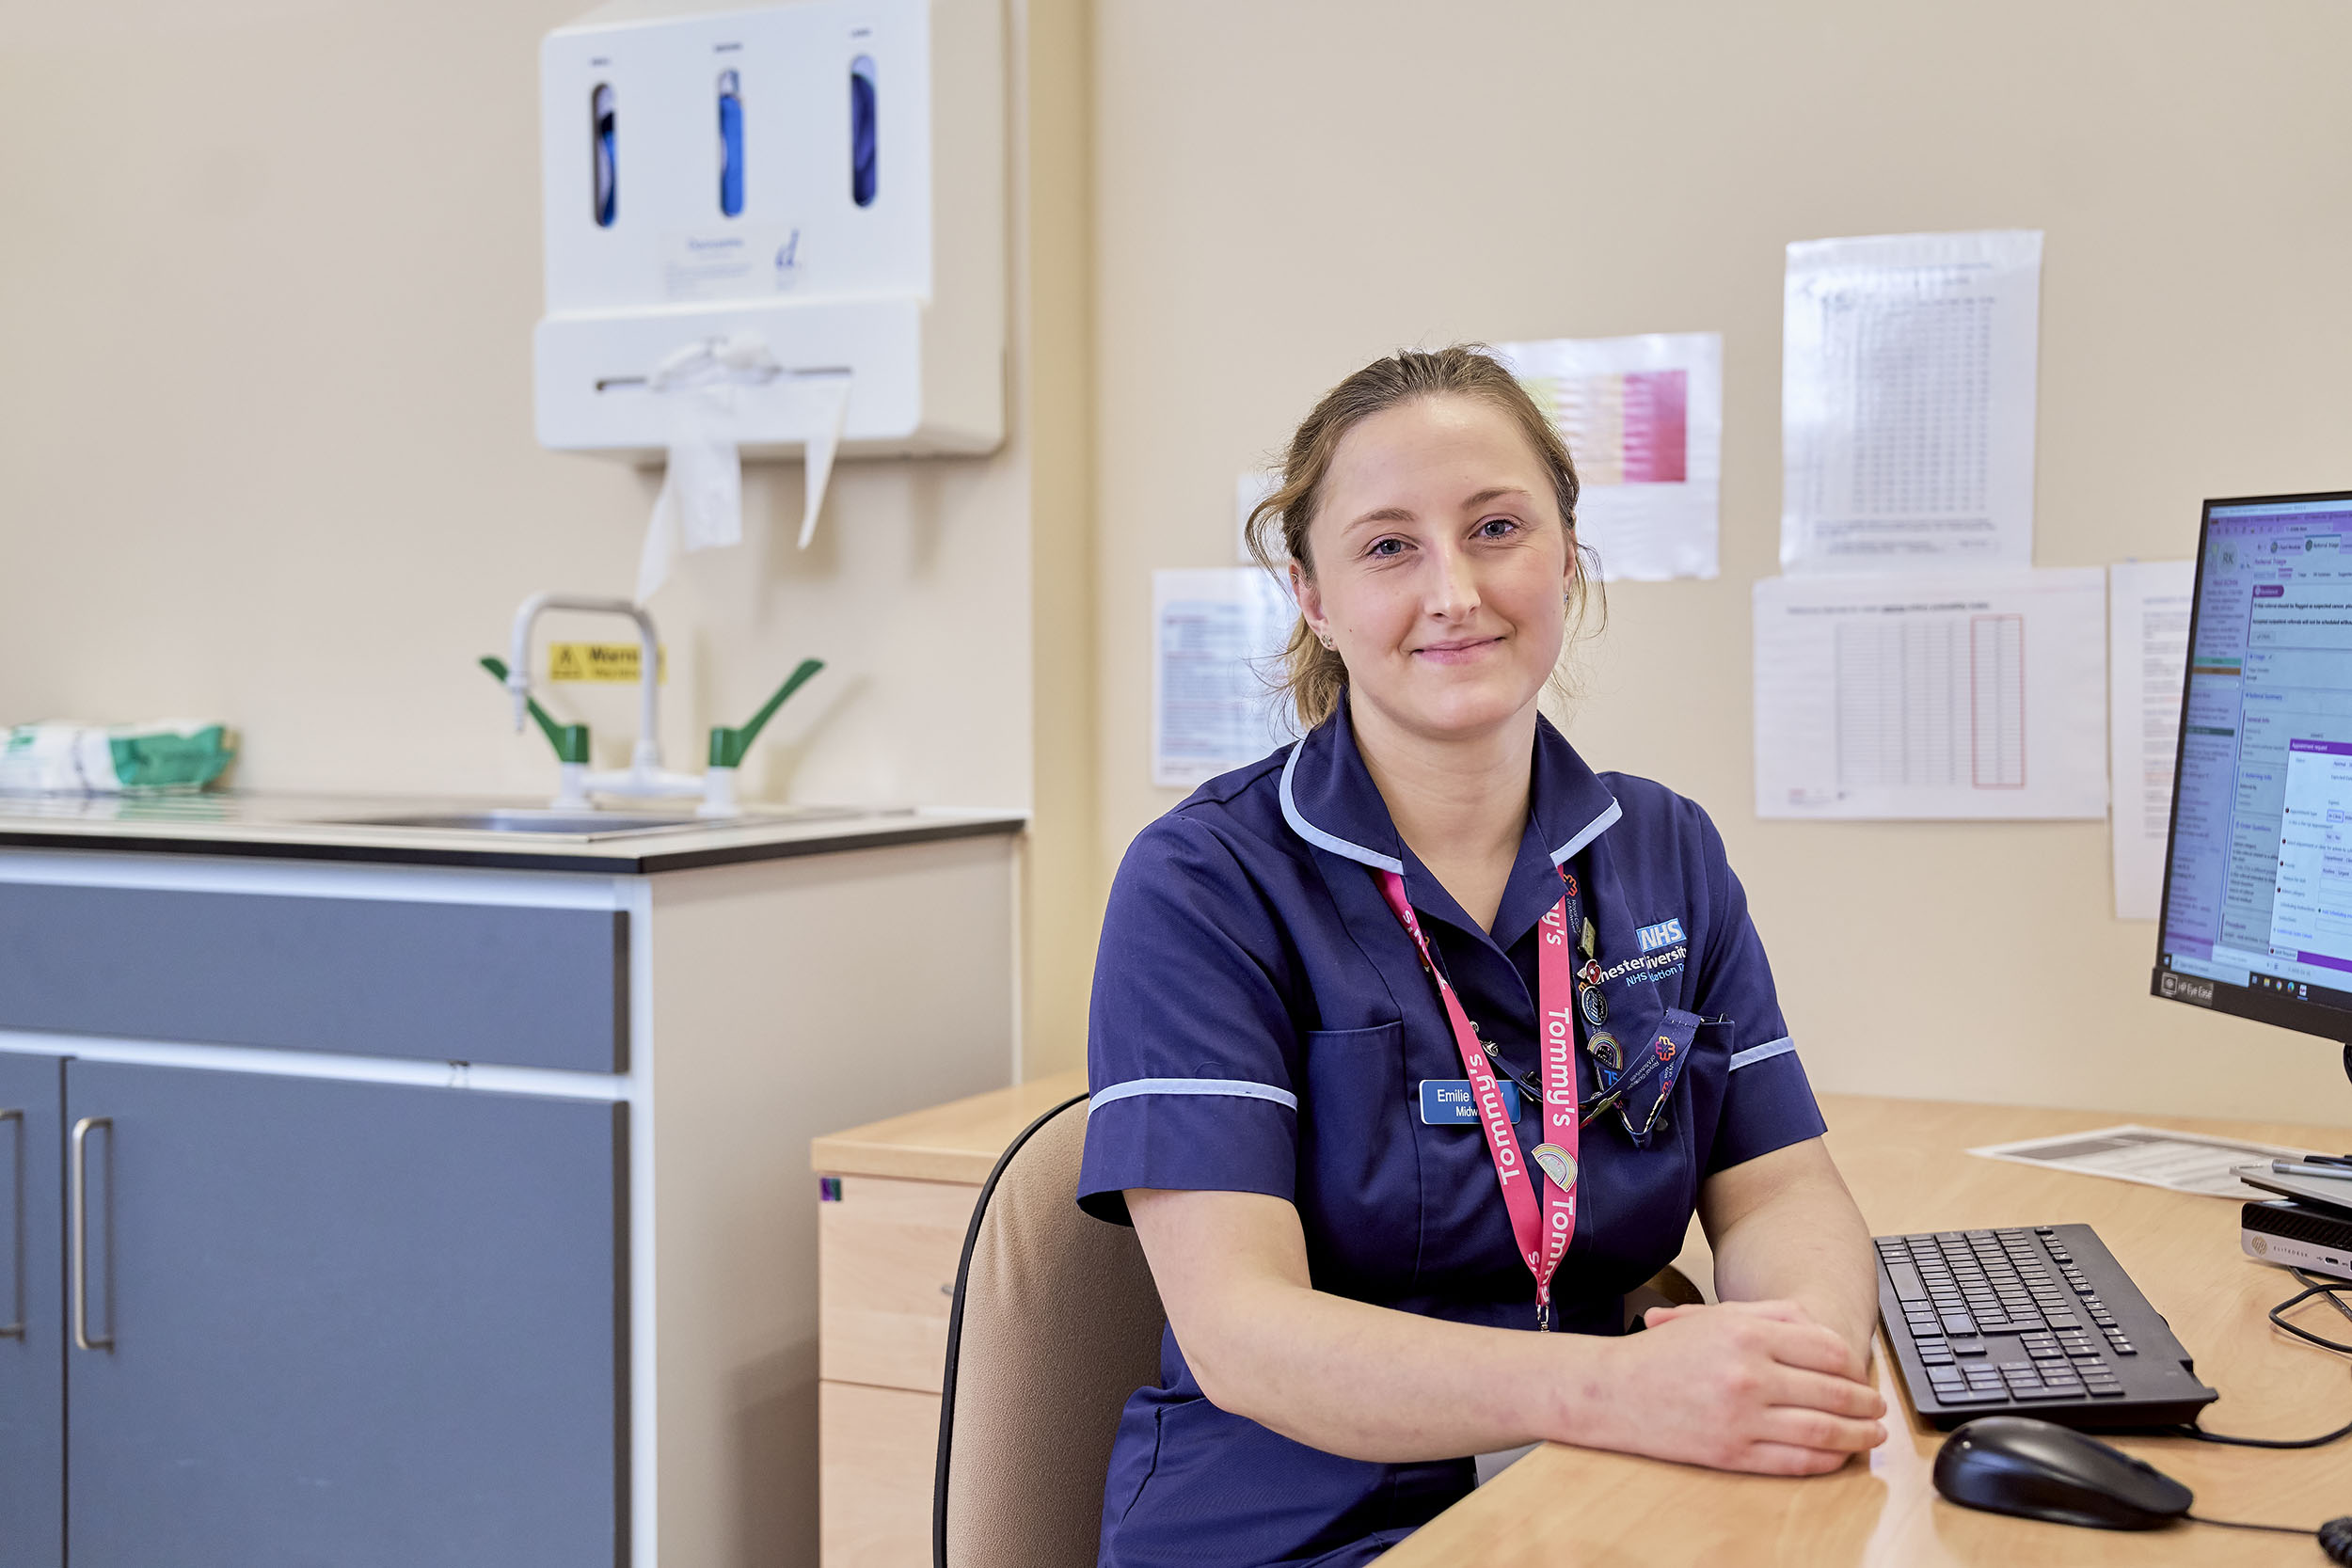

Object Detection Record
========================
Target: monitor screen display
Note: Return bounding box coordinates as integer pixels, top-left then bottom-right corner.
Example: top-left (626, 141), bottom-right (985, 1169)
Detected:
top-left (2156, 491), bottom-right (2352, 1040)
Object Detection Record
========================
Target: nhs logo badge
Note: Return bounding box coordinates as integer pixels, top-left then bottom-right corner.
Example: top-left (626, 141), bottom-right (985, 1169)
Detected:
top-left (1636, 918), bottom-right (1686, 953)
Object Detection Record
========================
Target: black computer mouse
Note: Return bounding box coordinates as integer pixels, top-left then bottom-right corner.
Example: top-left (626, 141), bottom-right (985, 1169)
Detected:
top-left (1932, 1417), bottom-right (2192, 1530)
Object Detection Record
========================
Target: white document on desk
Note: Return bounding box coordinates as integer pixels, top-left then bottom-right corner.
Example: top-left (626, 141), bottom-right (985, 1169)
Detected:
top-left (1754, 567), bottom-right (2107, 819)
top-left (1969, 1125), bottom-right (2306, 1200)
top-left (1781, 230), bottom-right (2042, 573)
top-left (2108, 561), bottom-right (2195, 919)
top-left (1152, 567), bottom-right (1299, 789)
top-left (1492, 333), bottom-right (1722, 581)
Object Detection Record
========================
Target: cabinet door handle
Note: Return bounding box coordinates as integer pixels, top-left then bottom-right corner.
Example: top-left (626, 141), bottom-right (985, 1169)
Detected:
top-left (71, 1116), bottom-right (111, 1352)
top-left (0, 1109), bottom-right (20, 1339)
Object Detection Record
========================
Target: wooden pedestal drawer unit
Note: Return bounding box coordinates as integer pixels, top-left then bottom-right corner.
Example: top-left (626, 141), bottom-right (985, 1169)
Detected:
top-left (812, 1071), bottom-right (1091, 1568)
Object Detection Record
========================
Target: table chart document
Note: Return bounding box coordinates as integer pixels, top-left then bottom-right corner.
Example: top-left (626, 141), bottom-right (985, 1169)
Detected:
top-left (1755, 567), bottom-right (2106, 819)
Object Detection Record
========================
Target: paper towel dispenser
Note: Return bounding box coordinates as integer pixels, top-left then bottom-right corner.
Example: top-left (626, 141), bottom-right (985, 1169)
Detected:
top-left (535, 0), bottom-right (1004, 461)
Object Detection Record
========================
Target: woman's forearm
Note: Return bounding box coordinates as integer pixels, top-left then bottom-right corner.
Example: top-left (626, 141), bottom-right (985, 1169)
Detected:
top-left (1187, 1274), bottom-right (1614, 1461)
top-left (1130, 1188), bottom-right (1609, 1461)
top-left (1133, 1186), bottom-right (1885, 1472)
top-left (1701, 1141), bottom-right (1881, 1364)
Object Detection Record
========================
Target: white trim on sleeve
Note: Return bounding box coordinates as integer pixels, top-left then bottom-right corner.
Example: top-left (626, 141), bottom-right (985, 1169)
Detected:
top-left (1088, 1077), bottom-right (1300, 1113)
top-left (1727, 1037), bottom-right (1795, 1072)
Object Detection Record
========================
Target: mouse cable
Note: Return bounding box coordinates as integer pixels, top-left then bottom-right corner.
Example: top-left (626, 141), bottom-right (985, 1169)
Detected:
top-left (2190, 1513), bottom-right (2352, 1563)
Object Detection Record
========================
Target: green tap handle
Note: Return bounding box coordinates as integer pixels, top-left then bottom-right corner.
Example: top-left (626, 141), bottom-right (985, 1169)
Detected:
top-left (708, 658), bottom-right (824, 768)
top-left (479, 657), bottom-right (591, 765)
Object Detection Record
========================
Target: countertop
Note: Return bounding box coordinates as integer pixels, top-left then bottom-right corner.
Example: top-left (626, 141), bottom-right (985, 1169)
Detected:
top-left (811, 1069), bottom-right (1089, 1183)
top-left (0, 790), bottom-right (1027, 874)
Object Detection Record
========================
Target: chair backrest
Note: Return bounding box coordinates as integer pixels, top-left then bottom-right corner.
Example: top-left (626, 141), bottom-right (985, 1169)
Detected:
top-left (934, 1096), bottom-right (1167, 1568)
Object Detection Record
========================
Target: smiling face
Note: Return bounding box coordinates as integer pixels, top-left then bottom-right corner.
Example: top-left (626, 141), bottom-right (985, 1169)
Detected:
top-left (1291, 393), bottom-right (1576, 747)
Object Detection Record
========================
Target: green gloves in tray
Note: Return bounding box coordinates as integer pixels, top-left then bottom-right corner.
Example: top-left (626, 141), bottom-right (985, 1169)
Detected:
top-left (0, 721), bottom-right (238, 794)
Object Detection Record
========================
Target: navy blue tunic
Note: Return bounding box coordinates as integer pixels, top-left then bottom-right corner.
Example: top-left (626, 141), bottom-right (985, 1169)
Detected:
top-left (1078, 705), bottom-right (1826, 1567)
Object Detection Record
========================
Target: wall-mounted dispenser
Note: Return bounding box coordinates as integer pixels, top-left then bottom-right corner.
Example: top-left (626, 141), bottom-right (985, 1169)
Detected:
top-left (535, 0), bottom-right (1005, 462)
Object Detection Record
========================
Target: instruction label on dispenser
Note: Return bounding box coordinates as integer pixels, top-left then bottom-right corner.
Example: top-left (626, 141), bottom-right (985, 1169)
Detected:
top-left (548, 643), bottom-right (665, 683)
top-left (664, 226), bottom-right (802, 301)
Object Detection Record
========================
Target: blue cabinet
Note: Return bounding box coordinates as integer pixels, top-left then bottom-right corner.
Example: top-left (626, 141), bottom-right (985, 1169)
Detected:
top-left (0, 1055), bottom-right (61, 1568)
top-left (0, 885), bottom-right (628, 1073)
top-left (0, 1060), bottom-right (626, 1568)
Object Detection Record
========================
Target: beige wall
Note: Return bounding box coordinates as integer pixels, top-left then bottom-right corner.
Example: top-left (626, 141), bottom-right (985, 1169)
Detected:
top-left (0, 0), bottom-right (1100, 1072)
top-left (15, 2), bottom-right (2352, 1117)
top-left (1090, 0), bottom-right (2352, 1122)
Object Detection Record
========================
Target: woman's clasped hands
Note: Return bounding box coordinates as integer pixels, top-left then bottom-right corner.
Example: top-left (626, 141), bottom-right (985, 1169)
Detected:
top-left (1581, 1298), bottom-right (1888, 1476)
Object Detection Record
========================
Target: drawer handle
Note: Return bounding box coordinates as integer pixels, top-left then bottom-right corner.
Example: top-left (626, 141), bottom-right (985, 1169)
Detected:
top-left (71, 1117), bottom-right (111, 1352)
top-left (0, 1109), bottom-right (20, 1339)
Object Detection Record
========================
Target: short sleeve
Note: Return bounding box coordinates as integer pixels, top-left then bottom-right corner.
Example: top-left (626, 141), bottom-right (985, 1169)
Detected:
top-left (1688, 809), bottom-right (1827, 1174)
top-left (1077, 816), bottom-right (1303, 1225)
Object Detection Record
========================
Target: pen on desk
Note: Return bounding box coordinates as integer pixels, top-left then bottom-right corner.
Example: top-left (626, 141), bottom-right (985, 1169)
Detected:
top-left (2270, 1160), bottom-right (2352, 1179)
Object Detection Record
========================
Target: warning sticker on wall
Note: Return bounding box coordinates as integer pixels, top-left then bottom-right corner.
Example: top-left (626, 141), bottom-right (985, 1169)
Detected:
top-left (548, 642), bottom-right (664, 683)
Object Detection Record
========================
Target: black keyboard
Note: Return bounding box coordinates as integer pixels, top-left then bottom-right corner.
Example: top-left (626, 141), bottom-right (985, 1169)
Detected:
top-left (1874, 1224), bottom-right (2217, 1429)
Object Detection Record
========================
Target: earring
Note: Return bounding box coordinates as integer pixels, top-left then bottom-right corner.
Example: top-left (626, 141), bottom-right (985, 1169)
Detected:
top-left (1318, 631), bottom-right (1336, 650)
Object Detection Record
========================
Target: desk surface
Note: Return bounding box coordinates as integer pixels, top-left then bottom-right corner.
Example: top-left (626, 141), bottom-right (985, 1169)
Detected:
top-left (810, 1068), bottom-right (1089, 1183)
top-left (1385, 1093), bottom-right (2352, 1566)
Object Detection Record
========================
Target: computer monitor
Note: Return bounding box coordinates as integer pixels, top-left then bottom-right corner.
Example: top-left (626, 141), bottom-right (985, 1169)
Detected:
top-left (2153, 489), bottom-right (2352, 1080)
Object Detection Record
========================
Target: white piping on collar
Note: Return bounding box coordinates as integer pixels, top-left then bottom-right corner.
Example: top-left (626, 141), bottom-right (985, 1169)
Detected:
top-left (1278, 739), bottom-right (1405, 873)
top-left (1549, 798), bottom-right (1623, 865)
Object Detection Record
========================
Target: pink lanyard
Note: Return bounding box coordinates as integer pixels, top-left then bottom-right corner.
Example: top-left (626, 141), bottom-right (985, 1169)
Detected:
top-left (1376, 867), bottom-right (1581, 1331)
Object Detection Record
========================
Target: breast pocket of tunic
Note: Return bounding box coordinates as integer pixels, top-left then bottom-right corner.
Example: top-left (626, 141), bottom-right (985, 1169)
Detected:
top-left (1295, 1020), bottom-right (1416, 1286)
top-left (1646, 1007), bottom-right (1728, 1232)
top-left (1597, 1007), bottom-right (1709, 1277)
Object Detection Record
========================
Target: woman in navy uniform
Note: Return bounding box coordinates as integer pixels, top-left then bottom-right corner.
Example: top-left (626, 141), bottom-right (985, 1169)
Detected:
top-left (1078, 347), bottom-right (1884, 1568)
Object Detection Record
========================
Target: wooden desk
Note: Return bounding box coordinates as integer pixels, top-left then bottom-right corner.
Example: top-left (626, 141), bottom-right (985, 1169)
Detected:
top-left (1385, 1094), bottom-right (2352, 1567)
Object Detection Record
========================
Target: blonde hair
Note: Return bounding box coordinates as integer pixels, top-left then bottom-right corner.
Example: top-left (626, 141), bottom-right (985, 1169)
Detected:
top-left (1244, 344), bottom-right (1601, 731)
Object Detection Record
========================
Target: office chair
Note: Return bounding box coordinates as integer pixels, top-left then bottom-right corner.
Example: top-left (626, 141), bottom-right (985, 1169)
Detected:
top-left (930, 1094), bottom-right (1708, 1568)
top-left (934, 1095), bottom-right (1165, 1568)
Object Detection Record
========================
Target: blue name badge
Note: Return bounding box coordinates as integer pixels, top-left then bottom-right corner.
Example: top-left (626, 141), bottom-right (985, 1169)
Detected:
top-left (1418, 1078), bottom-right (1522, 1126)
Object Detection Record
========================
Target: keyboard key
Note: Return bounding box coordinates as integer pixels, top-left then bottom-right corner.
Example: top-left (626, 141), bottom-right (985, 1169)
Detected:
top-left (2027, 1346), bottom-right (2066, 1360)
top-left (1941, 1389), bottom-right (2010, 1405)
top-left (2086, 1384), bottom-right (2126, 1398)
top-left (2009, 1386), bottom-right (2069, 1401)
top-left (1948, 1338), bottom-right (1987, 1356)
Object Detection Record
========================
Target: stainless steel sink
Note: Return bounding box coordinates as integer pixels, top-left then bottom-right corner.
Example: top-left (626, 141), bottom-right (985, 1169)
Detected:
top-left (323, 804), bottom-right (875, 838)
top-left (326, 810), bottom-right (713, 837)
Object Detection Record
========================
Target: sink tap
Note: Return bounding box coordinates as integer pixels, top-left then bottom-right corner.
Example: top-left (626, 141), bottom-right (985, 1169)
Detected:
top-left (506, 593), bottom-right (701, 805)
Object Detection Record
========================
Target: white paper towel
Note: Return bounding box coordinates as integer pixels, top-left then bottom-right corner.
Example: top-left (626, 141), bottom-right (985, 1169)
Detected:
top-left (634, 337), bottom-right (853, 600)
top-left (797, 372), bottom-right (852, 549)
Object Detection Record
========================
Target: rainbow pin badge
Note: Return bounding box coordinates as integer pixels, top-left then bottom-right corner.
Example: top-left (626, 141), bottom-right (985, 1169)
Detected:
top-left (1532, 1143), bottom-right (1577, 1190)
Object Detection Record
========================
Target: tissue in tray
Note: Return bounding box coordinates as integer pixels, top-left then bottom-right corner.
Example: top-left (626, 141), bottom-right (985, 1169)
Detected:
top-left (0, 721), bottom-right (237, 794)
